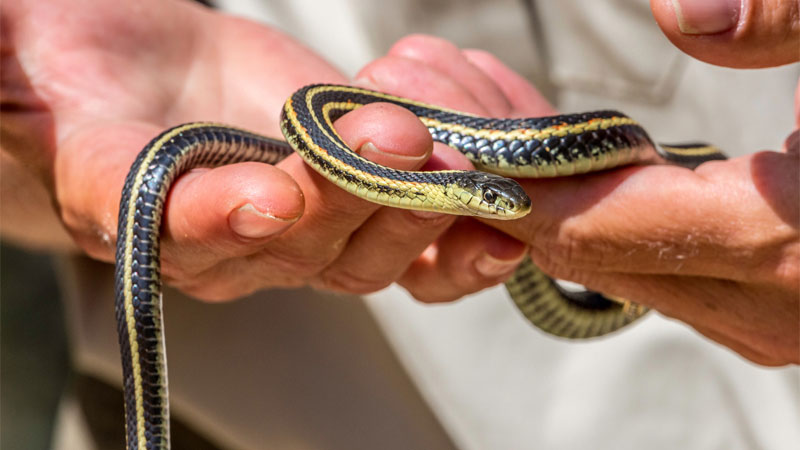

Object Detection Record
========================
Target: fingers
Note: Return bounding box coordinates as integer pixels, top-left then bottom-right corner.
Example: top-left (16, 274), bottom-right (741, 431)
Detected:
top-left (373, 35), bottom-right (556, 117)
top-left (159, 162), bottom-right (303, 275)
top-left (258, 103), bottom-right (435, 275)
top-left (58, 101), bottom-right (452, 302)
top-left (314, 209), bottom-right (453, 294)
top-left (492, 151), bottom-right (799, 286)
top-left (55, 121), bottom-right (306, 265)
top-left (387, 35), bottom-right (512, 116)
top-left (173, 102), bottom-right (443, 299)
top-left (461, 49), bottom-right (557, 116)
top-left (398, 219), bottom-right (528, 303)
top-left (56, 122), bottom-right (162, 261)
top-left (691, 325), bottom-right (791, 366)
top-left (650, 0), bottom-right (800, 68)
top-left (159, 160), bottom-right (306, 299)
top-left (357, 53), bottom-right (494, 114)
top-left (356, 34), bottom-right (799, 366)
top-left (315, 141), bottom-right (475, 294)
top-left (543, 264), bottom-right (799, 365)
top-left (356, 35), bottom-right (538, 301)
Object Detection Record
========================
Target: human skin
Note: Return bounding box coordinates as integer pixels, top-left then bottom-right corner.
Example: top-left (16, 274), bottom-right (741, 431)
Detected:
top-left (353, 11), bottom-right (798, 365)
top-left (2, 0), bottom-right (798, 366)
top-left (1, 0), bottom-right (525, 302)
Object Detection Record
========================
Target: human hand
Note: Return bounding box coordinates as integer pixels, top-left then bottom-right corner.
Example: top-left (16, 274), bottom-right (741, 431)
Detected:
top-left (0, 0), bottom-right (516, 300)
top-left (359, 34), bottom-right (798, 366)
top-left (650, 0), bottom-right (800, 68)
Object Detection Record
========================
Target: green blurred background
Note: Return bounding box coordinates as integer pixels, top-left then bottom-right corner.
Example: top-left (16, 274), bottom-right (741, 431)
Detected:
top-left (1, 243), bottom-right (70, 449)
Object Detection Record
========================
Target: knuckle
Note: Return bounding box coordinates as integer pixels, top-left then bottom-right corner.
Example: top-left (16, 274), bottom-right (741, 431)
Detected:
top-left (545, 219), bottom-right (612, 270)
top-left (309, 196), bottom-right (372, 231)
top-left (772, 251), bottom-right (800, 292)
top-left (528, 247), bottom-right (587, 286)
top-left (537, 221), bottom-right (585, 268)
top-left (318, 269), bottom-right (393, 295)
top-left (755, 230), bottom-right (799, 288)
top-left (61, 208), bottom-right (116, 262)
top-left (254, 244), bottom-right (340, 279)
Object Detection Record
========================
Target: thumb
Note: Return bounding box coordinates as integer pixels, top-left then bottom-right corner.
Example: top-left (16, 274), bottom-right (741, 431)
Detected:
top-left (650, 0), bottom-right (800, 68)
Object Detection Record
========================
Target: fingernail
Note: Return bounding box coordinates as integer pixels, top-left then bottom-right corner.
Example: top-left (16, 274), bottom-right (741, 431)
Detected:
top-left (360, 141), bottom-right (428, 164)
top-left (671, 0), bottom-right (740, 35)
top-left (229, 203), bottom-right (298, 239)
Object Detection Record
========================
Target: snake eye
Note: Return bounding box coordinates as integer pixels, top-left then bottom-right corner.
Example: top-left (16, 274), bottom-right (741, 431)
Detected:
top-left (483, 190), bottom-right (496, 204)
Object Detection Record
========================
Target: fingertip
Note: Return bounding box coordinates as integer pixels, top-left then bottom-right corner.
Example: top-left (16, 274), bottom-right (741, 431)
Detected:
top-left (398, 219), bottom-right (528, 303)
top-left (334, 103), bottom-right (433, 168)
top-left (651, 0), bottom-right (800, 68)
top-left (666, 0), bottom-right (740, 35)
top-left (388, 33), bottom-right (460, 61)
top-left (461, 48), bottom-right (557, 116)
top-left (166, 162), bottom-right (304, 245)
top-left (355, 55), bottom-right (487, 113)
top-left (388, 36), bottom-right (513, 115)
top-left (460, 48), bottom-right (503, 74)
top-left (56, 122), bottom-right (161, 261)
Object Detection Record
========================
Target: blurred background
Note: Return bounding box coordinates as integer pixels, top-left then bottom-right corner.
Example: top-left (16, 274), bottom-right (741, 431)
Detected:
top-left (1, 243), bottom-right (70, 449)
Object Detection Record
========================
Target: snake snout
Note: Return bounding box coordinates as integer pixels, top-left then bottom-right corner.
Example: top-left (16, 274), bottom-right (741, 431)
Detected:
top-left (457, 172), bottom-right (531, 219)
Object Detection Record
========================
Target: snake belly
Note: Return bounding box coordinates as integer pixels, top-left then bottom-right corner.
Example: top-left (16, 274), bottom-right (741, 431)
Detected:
top-left (115, 84), bottom-right (725, 449)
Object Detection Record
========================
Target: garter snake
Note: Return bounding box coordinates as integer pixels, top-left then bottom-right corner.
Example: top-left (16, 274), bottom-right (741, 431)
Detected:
top-left (115, 84), bottom-right (725, 449)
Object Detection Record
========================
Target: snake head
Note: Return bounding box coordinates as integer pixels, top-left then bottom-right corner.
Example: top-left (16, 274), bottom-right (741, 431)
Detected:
top-left (454, 172), bottom-right (531, 219)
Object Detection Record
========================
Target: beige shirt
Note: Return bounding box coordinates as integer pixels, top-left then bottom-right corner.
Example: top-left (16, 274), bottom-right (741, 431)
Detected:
top-left (60, 1), bottom-right (800, 449)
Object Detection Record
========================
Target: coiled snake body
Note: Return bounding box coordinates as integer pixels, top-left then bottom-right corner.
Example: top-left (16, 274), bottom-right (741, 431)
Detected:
top-left (115, 84), bottom-right (725, 449)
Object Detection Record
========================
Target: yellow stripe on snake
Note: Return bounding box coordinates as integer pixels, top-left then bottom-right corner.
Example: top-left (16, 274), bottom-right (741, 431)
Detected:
top-left (114, 84), bottom-right (726, 449)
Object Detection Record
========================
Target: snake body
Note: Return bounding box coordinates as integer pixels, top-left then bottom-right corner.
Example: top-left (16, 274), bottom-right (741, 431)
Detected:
top-left (115, 84), bottom-right (725, 449)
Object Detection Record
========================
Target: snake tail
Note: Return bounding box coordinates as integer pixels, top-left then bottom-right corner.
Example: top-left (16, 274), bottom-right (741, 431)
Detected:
top-left (114, 123), bottom-right (292, 449)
